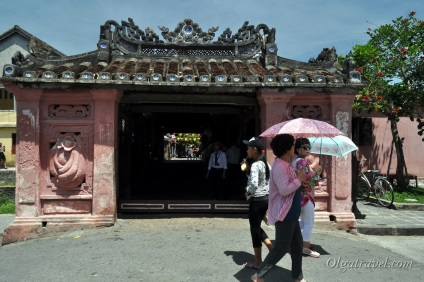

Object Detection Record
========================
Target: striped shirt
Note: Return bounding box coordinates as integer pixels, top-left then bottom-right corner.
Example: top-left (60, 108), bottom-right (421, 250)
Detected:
top-left (267, 157), bottom-right (302, 225)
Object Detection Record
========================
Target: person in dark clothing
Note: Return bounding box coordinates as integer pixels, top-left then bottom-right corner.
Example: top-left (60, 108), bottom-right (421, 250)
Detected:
top-left (251, 134), bottom-right (306, 282)
top-left (242, 137), bottom-right (273, 270)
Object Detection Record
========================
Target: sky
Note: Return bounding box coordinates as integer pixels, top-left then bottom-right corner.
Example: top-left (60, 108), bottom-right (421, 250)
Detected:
top-left (1, 0), bottom-right (423, 62)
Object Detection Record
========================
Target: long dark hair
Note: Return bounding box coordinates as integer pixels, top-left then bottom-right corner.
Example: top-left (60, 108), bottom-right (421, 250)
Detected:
top-left (294, 138), bottom-right (310, 156)
top-left (245, 154), bottom-right (270, 180)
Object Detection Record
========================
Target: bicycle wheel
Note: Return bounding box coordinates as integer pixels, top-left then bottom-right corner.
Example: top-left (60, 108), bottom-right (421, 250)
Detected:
top-left (357, 174), bottom-right (371, 200)
top-left (374, 178), bottom-right (394, 207)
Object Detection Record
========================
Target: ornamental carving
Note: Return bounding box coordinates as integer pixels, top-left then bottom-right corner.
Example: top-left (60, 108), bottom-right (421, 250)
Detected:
top-left (159, 19), bottom-right (218, 44)
top-left (99, 18), bottom-right (275, 57)
top-left (289, 105), bottom-right (322, 119)
top-left (48, 104), bottom-right (91, 119)
top-left (217, 22), bottom-right (275, 44)
top-left (49, 135), bottom-right (86, 189)
top-left (103, 18), bottom-right (161, 43)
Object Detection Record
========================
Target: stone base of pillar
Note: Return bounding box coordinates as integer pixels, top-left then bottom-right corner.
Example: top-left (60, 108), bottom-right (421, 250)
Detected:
top-left (1, 215), bottom-right (115, 245)
top-left (329, 212), bottom-right (357, 229)
top-left (314, 211), bottom-right (356, 230)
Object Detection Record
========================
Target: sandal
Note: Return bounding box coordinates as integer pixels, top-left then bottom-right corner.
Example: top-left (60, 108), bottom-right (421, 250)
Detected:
top-left (244, 262), bottom-right (259, 270)
top-left (251, 273), bottom-right (265, 282)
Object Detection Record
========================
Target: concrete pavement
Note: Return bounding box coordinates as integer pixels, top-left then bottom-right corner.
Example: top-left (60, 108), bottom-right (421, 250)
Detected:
top-left (2, 198), bottom-right (424, 240)
top-left (355, 201), bottom-right (424, 236)
top-left (1, 215), bottom-right (424, 282)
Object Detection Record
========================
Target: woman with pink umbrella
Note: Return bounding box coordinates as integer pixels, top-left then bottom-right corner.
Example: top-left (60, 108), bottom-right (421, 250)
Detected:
top-left (251, 134), bottom-right (306, 282)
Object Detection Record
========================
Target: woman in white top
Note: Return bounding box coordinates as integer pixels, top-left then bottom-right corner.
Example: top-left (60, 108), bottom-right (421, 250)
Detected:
top-left (242, 137), bottom-right (273, 270)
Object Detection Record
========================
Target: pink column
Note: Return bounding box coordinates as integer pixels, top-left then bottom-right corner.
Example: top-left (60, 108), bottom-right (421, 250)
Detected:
top-left (257, 91), bottom-right (295, 165)
top-left (327, 93), bottom-right (356, 228)
top-left (91, 89), bottom-right (122, 220)
top-left (2, 85), bottom-right (43, 244)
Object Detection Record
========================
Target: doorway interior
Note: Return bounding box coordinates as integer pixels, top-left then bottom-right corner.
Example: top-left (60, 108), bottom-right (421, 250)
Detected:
top-left (118, 101), bottom-right (258, 207)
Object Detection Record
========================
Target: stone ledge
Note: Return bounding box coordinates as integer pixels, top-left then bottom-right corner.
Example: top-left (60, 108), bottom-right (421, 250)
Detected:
top-left (363, 197), bottom-right (424, 211)
top-left (356, 225), bottom-right (424, 236)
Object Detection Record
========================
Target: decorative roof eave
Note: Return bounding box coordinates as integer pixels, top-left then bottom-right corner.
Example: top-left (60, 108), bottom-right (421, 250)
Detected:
top-left (2, 55), bottom-right (364, 89)
top-left (1, 74), bottom-right (365, 92)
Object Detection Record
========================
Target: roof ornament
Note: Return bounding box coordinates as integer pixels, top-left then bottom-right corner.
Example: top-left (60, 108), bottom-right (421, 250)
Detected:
top-left (11, 51), bottom-right (31, 67)
top-left (28, 37), bottom-right (53, 59)
top-left (308, 47), bottom-right (338, 63)
top-left (158, 19), bottom-right (218, 44)
top-left (101, 18), bottom-right (161, 44)
top-left (342, 57), bottom-right (356, 74)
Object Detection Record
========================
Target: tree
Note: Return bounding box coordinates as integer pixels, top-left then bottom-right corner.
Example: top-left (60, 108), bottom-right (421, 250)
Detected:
top-left (348, 11), bottom-right (424, 189)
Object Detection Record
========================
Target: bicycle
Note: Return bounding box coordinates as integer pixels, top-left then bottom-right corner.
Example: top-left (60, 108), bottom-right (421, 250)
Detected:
top-left (356, 161), bottom-right (394, 207)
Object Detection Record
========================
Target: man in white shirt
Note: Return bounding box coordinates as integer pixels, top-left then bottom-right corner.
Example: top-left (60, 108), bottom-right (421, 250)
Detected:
top-left (206, 142), bottom-right (228, 200)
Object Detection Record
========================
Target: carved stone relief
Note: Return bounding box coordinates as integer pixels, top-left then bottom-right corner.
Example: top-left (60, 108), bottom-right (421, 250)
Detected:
top-left (49, 135), bottom-right (86, 189)
top-left (289, 105), bottom-right (322, 119)
top-left (48, 104), bottom-right (91, 119)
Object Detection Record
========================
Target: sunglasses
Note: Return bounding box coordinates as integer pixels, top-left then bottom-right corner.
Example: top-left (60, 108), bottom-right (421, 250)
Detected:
top-left (302, 145), bottom-right (311, 150)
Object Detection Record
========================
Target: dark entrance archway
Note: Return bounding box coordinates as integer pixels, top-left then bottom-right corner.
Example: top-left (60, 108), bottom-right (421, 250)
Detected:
top-left (118, 92), bottom-right (257, 212)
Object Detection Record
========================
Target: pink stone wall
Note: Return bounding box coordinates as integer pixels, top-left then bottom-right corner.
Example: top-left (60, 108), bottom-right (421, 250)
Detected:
top-left (258, 91), bottom-right (357, 228)
top-left (1, 82), bottom-right (121, 244)
top-left (358, 117), bottom-right (423, 177)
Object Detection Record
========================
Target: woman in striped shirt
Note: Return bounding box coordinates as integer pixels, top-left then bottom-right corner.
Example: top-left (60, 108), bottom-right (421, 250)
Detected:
top-left (251, 134), bottom-right (307, 282)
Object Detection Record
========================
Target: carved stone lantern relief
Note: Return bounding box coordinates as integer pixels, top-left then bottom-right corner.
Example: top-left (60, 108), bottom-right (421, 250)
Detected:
top-left (49, 135), bottom-right (86, 189)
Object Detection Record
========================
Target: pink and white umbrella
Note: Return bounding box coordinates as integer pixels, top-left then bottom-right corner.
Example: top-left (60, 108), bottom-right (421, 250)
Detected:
top-left (308, 135), bottom-right (358, 157)
top-left (260, 118), bottom-right (345, 138)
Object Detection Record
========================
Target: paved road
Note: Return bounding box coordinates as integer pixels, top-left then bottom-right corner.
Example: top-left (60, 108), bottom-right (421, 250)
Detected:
top-left (0, 215), bottom-right (423, 282)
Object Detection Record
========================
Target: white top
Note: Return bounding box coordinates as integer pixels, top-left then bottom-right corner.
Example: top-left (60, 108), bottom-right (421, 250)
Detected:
top-left (246, 161), bottom-right (269, 200)
top-left (208, 150), bottom-right (228, 170)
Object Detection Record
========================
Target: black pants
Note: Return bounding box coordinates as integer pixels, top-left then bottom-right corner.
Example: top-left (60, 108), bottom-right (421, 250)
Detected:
top-left (208, 168), bottom-right (227, 200)
top-left (248, 198), bottom-right (269, 248)
top-left (257, 219), bottom-right (304, 280)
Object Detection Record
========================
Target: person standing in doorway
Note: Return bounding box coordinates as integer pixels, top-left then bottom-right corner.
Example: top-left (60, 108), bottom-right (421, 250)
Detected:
top-left (242, 137), bottom-right (272, 270)
top-left (292, 138), bottom-right (322, 258)
top-left (251, 134), bottom-right (306, 282)
top-left (226, 143), bottom-right (241, 198)
top-left (206, 142), bottom-right (227, 200)
top-left (0, 143), bottom-right (6, 169)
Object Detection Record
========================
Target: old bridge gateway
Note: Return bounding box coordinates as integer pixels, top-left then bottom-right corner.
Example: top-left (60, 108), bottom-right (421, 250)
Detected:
top-left (1, 18), bottom-right (363, 243)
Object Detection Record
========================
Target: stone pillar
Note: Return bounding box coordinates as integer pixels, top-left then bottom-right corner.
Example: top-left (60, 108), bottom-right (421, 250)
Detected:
top-left (91, 89), bottom-right (122, 220)
top-left (2, 85), bottom-right (43, 244)
top-left (1, 84), bottom-right (122, 245)
top-left (328, 93), bottom-right (356, 229)
top-left (257, 91), bottom-right (295, 165)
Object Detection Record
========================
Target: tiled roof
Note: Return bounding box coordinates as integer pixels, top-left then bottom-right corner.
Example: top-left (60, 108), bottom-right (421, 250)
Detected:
top-left (1, 19), bottom-right (363, 89)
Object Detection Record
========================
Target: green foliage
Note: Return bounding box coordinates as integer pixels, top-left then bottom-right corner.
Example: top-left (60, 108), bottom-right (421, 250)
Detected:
top-left (0, 196), bottom-right (15, 214)
top-left (0, 180), bottom-right (16, 187)
top-left (348, 11), bottom-right (424, 137)
top-left (393, 187), bottom-right (424, 204)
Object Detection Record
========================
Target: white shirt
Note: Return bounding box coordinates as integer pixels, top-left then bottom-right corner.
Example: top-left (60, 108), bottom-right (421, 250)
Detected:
top-left (208, 150), bottom-right (227, 170)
